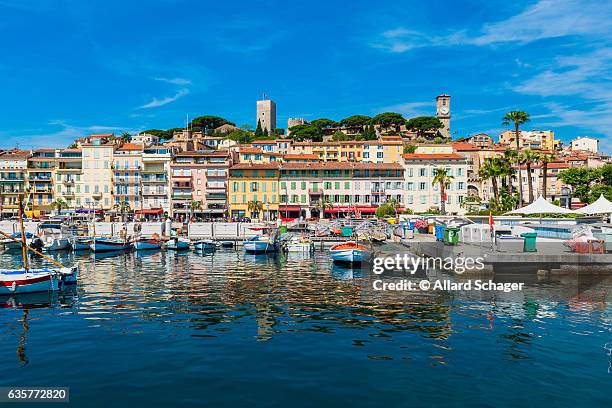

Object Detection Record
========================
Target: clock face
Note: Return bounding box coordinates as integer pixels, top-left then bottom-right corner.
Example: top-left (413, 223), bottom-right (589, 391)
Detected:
top-left (439, 106), bottom-right (449, 115)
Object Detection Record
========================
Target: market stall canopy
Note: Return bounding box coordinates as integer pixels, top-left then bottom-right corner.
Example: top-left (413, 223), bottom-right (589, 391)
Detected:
top-left (506, 196), bottom-right (577, 215)
top-left (575, 194), bottom-right (612, 214)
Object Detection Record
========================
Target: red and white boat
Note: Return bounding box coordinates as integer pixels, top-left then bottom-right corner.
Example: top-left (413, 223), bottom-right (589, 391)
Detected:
top-left (0, 266), bottom-right (79, 295)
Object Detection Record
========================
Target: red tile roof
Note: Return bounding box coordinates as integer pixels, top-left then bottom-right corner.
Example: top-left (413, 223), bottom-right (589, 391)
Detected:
top-left (403, 153), bottom-right (465, 160)
top-left (230, 163), bottom-right (281, 170)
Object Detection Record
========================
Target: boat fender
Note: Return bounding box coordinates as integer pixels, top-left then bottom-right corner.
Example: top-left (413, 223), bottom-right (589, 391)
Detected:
top-left (10, 282), bottom-right (16, 292)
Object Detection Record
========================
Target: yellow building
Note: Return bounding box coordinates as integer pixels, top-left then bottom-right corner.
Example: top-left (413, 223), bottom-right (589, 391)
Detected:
top-left (415, 144), bottom-right (454, 154)
top-left (499, 130), bottom-right (556, 151)
top-left (26, 149), bottom-right (56, 216)
top-left (228, 163), bottom-right (280, 219)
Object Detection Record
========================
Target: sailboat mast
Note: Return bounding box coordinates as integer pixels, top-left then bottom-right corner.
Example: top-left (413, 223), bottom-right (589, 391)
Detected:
top-left (18, 194), bottom-right (28, 271)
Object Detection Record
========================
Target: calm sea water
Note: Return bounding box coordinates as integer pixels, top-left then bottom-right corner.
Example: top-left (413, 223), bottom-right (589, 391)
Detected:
top-left (0, 248), bottom-right (610, 407)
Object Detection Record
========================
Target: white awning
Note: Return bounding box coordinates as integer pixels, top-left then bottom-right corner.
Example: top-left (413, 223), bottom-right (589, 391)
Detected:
top-left (575, 194), bottom-right (612, 214)
top-left (506, 196), bottom-right (576, 215)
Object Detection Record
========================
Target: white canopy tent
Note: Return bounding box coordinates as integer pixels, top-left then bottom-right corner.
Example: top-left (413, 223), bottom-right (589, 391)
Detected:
top-left (575, 194), bottom-right (612, 215)
top-left (506, 196), bottom-right (577, 215)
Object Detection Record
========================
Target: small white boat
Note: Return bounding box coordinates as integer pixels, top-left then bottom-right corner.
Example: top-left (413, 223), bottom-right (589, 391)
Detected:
top-left (134, 238), bottom-right (163, 250)
top-left (166, 237), bottom-right (190, 250)
top-left (285, 236), bottom-right (314, 253)
top-left (38, 223), bottom-right (71, 252)
top-left (244, 227), bottom-right (278, 253)
top-left (329, 241), bottom-right (369, 264)
top-left (0, 266), bottom-right (78, 294)
top-left (90, 238), bottom-right (133, 252)
top-left (193, 240), bottom-right (218, 251)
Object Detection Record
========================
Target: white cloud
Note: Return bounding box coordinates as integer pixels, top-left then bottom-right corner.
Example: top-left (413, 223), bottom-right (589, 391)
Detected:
top-left (153, 77), bottom-right (192, 85)
top-left (138, 88), bottom-right (190, 109)
top-left (373, 0), bottom-right (612, 52)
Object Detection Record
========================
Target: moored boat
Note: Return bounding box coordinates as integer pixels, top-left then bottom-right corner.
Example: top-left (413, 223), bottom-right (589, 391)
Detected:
top-left (166, 237), bottom-right (190, 250)
top-left (2, 232), bottom-right (34, 250)
top-left (70, 236), bottom-right (91, 251)
top-left (89, 238), bottom-right (133, 252)
top-left (329, 241), bottom-right (369, 264)
top-left (134, 238), bottom-right (163, 250)
top-left (285, 235), bottom-right (314, 253)
top-left (244, 227), bottom-right (278, 253)
top-left (193, 240), bottom-right (218, 251)
top-left (0, 269), bottom-right (59, 294)
top-left (37, 223), bottom-right (71, 251)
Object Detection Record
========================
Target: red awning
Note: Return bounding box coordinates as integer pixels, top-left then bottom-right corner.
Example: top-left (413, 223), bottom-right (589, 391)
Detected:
top-left (135, 209), bottom-right (164, 215)
top-left (279, 206), bottom-right (302, 211)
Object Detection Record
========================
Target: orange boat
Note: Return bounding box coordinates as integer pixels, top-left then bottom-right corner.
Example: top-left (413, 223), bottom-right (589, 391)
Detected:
top-left (329, 241), bottom-right (369, 263)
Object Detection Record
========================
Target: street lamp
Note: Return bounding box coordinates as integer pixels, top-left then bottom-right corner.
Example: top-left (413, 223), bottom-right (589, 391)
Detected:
top-left (560, 186), bottom-right (571, 209)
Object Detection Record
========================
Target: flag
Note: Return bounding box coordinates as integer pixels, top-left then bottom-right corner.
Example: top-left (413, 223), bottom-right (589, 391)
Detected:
top-left (489, 210), bottom-right (494, 232)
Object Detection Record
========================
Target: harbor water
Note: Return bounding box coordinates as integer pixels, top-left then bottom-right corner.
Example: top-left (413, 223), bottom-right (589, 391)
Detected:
top-left (0, 248), bottom-right (610, 407)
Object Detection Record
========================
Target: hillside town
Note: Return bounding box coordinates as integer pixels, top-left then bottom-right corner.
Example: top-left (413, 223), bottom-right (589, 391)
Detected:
top-left (0, 94), bottom-right (608, 221)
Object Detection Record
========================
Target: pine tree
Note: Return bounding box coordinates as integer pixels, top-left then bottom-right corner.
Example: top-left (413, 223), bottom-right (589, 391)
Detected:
top-left (254, 120), bottom-right (264, 139)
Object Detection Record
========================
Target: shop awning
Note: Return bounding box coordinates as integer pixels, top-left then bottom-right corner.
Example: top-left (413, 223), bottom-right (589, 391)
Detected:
top-left (325, 206), bottom-right (378, 214)
top-left (279, 206), bottom-right (302, 211)
top-left (135, 209), bottom-right (165, 215)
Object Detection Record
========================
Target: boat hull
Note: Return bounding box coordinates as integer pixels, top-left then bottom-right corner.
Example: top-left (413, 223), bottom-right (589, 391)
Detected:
top-left (134, 240), bottom-right (162, 250)
top-left (244, 240), bottom-right (277, 253)
top-left (42, 238), bottom-right (71, 252)
top-left (0, 270), bottom-right (59, 295)
top-left (193, 240), bottom-right (217, 251)
top-left (330, 249), bottom-right (367, 263)
top-left (166, 239), bottom-right (190, 250)
top-left (89, 239), bottom-right (132, 252)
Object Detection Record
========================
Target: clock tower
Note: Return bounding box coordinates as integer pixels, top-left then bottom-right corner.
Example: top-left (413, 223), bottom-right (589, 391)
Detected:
top-left (436, 94), bottom-right (451, 138)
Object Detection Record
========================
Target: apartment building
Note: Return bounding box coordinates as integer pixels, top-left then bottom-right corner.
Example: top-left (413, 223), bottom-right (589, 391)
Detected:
top-left (140, 146), bottom-right (172, 217)
top-left (112, 143), bottom-right (143, 211)
top-left (54, 149), bottom-right (83, 209)
top-left (402, 153), bottom-right (469, 215)
top-left (27, 149), bottom-right (56, 216)
top-left (80, 143), bottom-right (114, 209)
top-left (228, 163), bottom-right (280, 220)
top-left (0, 150), bottom-right (29, 217)
top-left (278, 162), bottom-right (404, 219)
top-left (499, 130), bottom-right (557, 151)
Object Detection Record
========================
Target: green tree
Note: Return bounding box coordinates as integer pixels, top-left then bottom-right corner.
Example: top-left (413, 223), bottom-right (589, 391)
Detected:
top-left (287, 124), bottom-right (323, 142)
top-left (190, 116), bottom-right (234, 133)
top-left (331, 130), bottom-right (350, 141)
top-left (254, 120), bottom-right (264, 139)
top-left (274, 128), bottom-right (285, 136)
top-left (558, 167), bottom-right (601, 203)
top-left (51, 198), bottom-right (68, 213)
top-left (310, 118), bottom-right (338, 129)
top-left (461, 195), bottom-right (482, 213)
top-left (189, 199), bottom-right (202, 220)
top-left (247, 200), bottom-right (264, 220)
top-left (360, 125), bottom-right (377, 141)
top-left (371, 112), bottom-right (405, 133)
top-left (113, 200), bottom-right (131, 222)
top-left (479, 158), bottom-right (505, 202)
top-left (502, 110), bottom-right (530, 207)
top-left (405, 116), bottom-right (444, 138)
top-left (599, 164), bottom-right (612, 186)
top-left (375, 203), bottom-right (395, 218)
top-left (120, 132), bottom-right (132, 142)
top-left (403, 144), bottom-right (417, 154)
top-left (226, 129), bottom-right (253, 144)
top-left (67, 143), bottom-right (78, 149)
top-left (589, 184), bottom-right (612, 202)
top-left (314, 198), bottom-right (333, 218)
top-left (339, 115), bottom-right (371, 129)
top-left (432, 168), bottom-right (454, 215)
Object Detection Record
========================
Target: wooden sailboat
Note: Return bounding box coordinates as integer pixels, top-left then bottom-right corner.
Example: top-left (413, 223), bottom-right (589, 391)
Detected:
top-left (0, 195), bottom-right (78, 294)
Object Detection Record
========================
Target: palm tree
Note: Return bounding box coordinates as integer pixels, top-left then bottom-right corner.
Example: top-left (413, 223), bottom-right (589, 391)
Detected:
top-left (51, 198), bottom-right (68, 214)
top-left (479, 158), bottom-right (502, 202)
top-left (189, 199), bottom-right (202, 221)
top-left (502, 111), bottom-right (530, 207)
top-left (539, 152), bottom-right (556, 200)
top-left (386, 198), bottom-right (401, 218)
top-left (113, 200), bottom-right (131, 222)
top-left (432, 168), bottom-right (454, 215)
top-left (500, 150), bottom-right (517, 195)
top-left (518, 149), bottom-right (540, 204)
top-left (247, 200), bottom-right (263, 220)
top-left (315, 198), bottom-right (333, 219)
top-left (120, 132), bottom-right (132, 143)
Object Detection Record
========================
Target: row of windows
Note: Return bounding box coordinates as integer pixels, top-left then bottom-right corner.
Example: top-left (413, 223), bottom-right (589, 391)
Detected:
top-left (405, 195), bottom-right (465, 205)
top-left (405, 167), bottom-right (465, 177)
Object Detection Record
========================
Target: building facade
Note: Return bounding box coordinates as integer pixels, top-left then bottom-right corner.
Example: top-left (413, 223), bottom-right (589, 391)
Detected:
top-left (256, 98), bottom-right (276, 134)
top-left (0, 150), bottom-right (29, 217)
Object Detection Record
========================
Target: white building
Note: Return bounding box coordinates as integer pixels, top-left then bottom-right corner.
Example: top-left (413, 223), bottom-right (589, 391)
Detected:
top-left (570, 136), bottom-right (599, 153)
top-left (402, 153), bottom-right (469, 215)
top-left (131, 133), bottom-right (160, 147)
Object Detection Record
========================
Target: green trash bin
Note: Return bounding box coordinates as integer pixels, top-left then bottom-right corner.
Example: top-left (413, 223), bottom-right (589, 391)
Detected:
top-left (521, 232), bottom-right (537, 252)
top-left (444, 227), bottom-right (460, 245)
top-left (341, 226), bottom-right (353, 237)
top-left (279, 225), bottom-right (288, 234)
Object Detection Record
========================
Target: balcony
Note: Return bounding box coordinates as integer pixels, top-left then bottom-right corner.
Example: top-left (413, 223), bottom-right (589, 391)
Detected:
top-left (172, 193), bottom-right (192, 200)
top-left (63, 178), bottom-right (76, 185)
top-left (172, 182), bottom-right (192, 189)
top-left (63, 191), bottom-right (76, 197)
top-left (28, 174), bottom-right (53, 181)
top-left (142, 177), bottom-right (167, 183)
top-left (142, 190), bottom-right (167, 196)
top-left (206, 193), bottom-right (227, 201)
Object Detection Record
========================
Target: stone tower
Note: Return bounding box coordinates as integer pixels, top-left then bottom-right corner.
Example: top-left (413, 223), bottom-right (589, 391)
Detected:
top-left (256, 97), bottom-right (276, 134)
top-left (436, 94), bottom-right (451, 138)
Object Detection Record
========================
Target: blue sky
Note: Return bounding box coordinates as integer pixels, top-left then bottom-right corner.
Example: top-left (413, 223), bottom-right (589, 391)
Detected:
top-left (0, 0), bottom-right (610, 150)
